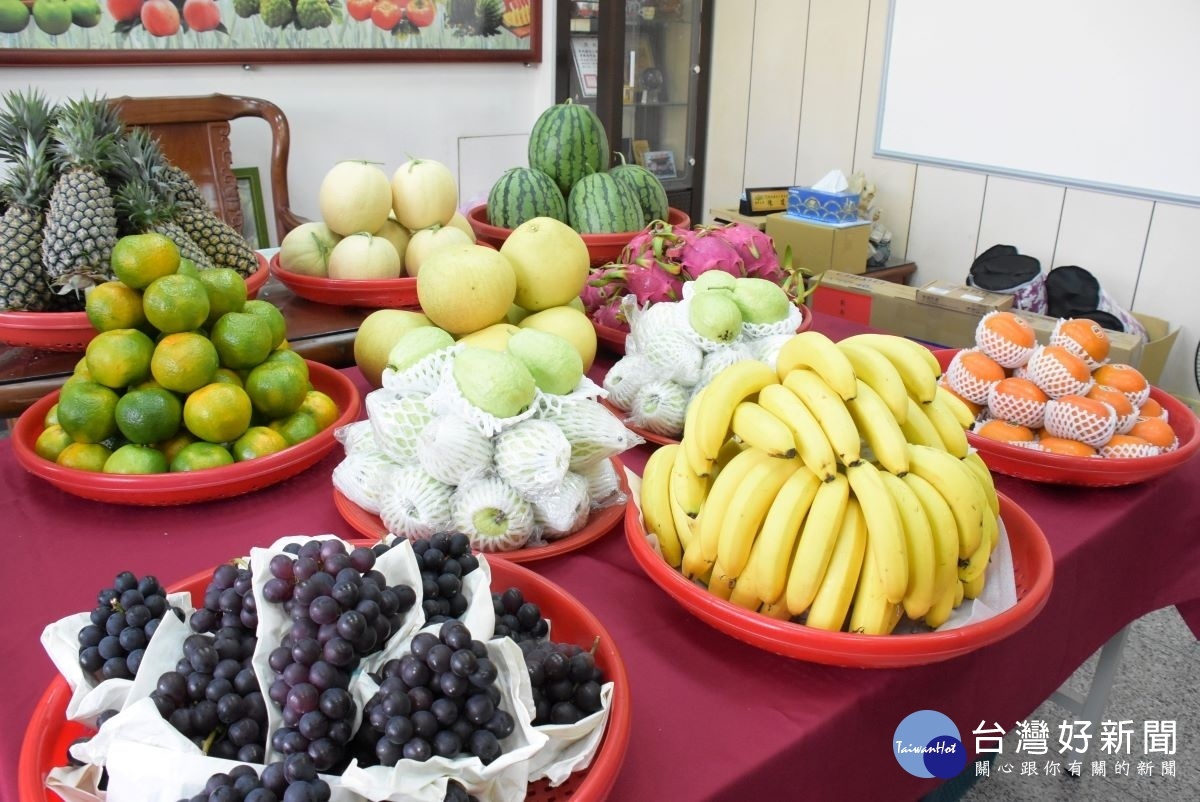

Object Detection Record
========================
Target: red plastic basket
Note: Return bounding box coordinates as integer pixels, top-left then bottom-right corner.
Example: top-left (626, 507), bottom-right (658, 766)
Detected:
top-left (333, 457), bottom-right (630, 563)
top-left (933, 348), bottom-right (1200, 486)
top-left (466, 204), bottom-right (692, 267)
top-left (11, 361), bottom-right (361, 506)
top-left (19, 557), bottom-right (630, 802)
top-left (270, 254), bottom-right (420, 309)
top-left (625, 492), bottom-right (1054, 668)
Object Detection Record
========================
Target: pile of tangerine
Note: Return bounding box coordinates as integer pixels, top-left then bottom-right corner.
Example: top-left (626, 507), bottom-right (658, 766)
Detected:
top-left (940, 312), bottom-right (1177, 459)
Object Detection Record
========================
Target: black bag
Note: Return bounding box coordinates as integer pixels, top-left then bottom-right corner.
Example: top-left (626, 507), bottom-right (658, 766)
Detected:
top-left (1044, 265), bottom-right (1147, 340)
top-left (967, 245), bottom-right (1046, 312)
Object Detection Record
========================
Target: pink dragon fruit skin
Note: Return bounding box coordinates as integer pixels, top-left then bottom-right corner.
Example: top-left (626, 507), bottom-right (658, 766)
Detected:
top-left (592, 296), bottom-right (628, 331)
top-left (675, 227), bottom-right (746, 279)
top-left (710, 222), bottom-right (783, 281)
top-left (622, 263), bottom-right (683, 304)
top-left (582, 264), bottom-right (626, 311)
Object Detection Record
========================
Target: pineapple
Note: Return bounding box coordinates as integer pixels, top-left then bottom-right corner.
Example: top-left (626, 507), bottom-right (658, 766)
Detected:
top-left (41, 96), bottom-right (123, 294)
top-left (161, 164), bottom-right (258, 278)
top-left (0, 135), bottom-right (56, 312)
top-left (0, 88), bottom-right (56, 160)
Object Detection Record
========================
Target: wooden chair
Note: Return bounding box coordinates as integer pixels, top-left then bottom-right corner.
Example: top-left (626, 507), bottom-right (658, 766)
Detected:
top-left (108, 94), bottom-right (306, 244)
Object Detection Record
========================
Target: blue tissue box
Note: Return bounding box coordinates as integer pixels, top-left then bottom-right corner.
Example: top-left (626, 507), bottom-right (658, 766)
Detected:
top-left (787, 186), bottom-right (861, 223)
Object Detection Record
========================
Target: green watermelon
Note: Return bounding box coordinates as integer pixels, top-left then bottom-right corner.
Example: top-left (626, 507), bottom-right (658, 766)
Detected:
top-left (566, 172), bottom-right (643, 234)
top-left (610, 155), bottom-right (670, 226)
top-left (528, 100), bottom-right (610, 196)
top-left (487, 167), bottom-right (567, 228)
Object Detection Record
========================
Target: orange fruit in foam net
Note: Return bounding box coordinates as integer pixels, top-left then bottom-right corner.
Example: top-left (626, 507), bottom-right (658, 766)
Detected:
top-left (1036, 435), bottom-right (1098, 457)
top-left (1050, 318), bottom-right (1110, 367)
top-left (946, 348), bottom-right (1006, 404)
top-left (1092, 363), bottom-right (1150, 408)
top-left (1086, 384), bottom-right (1136, 433)
top-left (1098, 433), bottom-right (1161, 459)
top-left (1023, 344), bottom-right (1093, 398)
top-left (1137, 397), bottom-right (1166, 421)
top-left (1043, 394), bottom-right (1117, 447)
top-left (975, 311), bottom-right (1036, 368)
top-left (975, 418), bottom-right (1037, 445)
top-left (1128, 416), bottom-right (1178, 451)
top-left (987, 376), bottom-right (1048, 428)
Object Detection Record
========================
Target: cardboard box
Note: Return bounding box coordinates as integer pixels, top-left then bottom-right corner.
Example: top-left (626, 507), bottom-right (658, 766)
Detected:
top-left (708, 207), bottom-right (768, 231)
top-left (765, 214), bottom-right (871, 275)
top-left (787, 187), bottom-right (861, 223)
top-left (916, 280), bottom-right (1014, 316)
top-left (1012, 311), bottom-right (1179, 385)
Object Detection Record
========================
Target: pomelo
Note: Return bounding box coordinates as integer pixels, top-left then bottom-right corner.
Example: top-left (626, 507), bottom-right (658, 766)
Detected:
top-left (417, 244), bottom-right (517, 335)
top-left (499, 217), bottom-right (590, 311)
top-left (354, 309), bottom-right (432, 388)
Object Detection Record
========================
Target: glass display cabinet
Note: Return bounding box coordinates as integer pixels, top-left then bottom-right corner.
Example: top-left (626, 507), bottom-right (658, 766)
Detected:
top-left (555, 0), bottom-right (713, 222)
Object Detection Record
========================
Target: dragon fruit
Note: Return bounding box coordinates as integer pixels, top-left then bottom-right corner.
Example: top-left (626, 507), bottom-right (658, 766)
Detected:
top-left (670, 226), bottom-right (745, 280)
top-left (591, 295), bottom-right (627, 331)
top-left (708, 222), bottom-right (784, 282)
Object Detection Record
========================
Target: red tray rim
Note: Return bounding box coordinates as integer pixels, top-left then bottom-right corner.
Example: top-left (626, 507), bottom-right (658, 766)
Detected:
top-left (18, 555), bottom-right (631, 802)
top-left (269, 254), bottom-right (419, 308)
top-left (10, 361), bottom-right (362, 506)
top-left (624, 492), bottom-right (1054, 668)
top-left (466, 204), bottom-right (692, 246)
top-left (333, 456), bottom-right (631, 563)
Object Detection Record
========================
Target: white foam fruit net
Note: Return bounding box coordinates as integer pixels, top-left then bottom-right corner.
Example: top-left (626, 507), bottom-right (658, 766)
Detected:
top-left (1118, 383), bottom-right (1152, 410)
top-left (1048, 319), bottom-right (1110, 369)
top-left (577, 458), bottom-right (624, 505)
top-left (530, 471), bottom-right (591, 540)
top-left (975, 312), bottom-right (1035, 369)
top-left (740, 302), bottom-right (804, 341)
top-left (1099, 439), bottom-right (1161, 459)
top-left (366, 388), bottom-right (435, 465)
top-left (334, 419), bottom-right (378, 455)
top-left (539, 398), bottom-right (645, 471)
top-left (747, 333), bottom-right (795, 372)
top-left (1042, 397), bottom-right (1117, 447)
top-left (946, 349), bottom-right (1002, 405)
top-left (415, 413), bottom-right (495, 486)
top-left (1023, 345), bottom-right (1095, 399)
top-left (627, 379), bottom-right (689, 437)
top-left (450, 476), bottom-right (534, 552)
top-left (673, 296), bottom-right (737, 355)
top-left (1113, 407), bottom-right (1139, 435)
top-left (986, 382), bottom-right (1047, 429)
top-left (493, 419), bottom-right (572, 499)
top-left (378, 464), bottom-right (456, 541)
top-left (380, 346), bottom-right (453, 396)
top-left (696, 345), bottom-right (755, 392)
top-left (332, 450), bottom-right (401, 515)
top-left (602, 354), bottom-right (657, 411)
top-left (530, 375), bottom-right (606, 419)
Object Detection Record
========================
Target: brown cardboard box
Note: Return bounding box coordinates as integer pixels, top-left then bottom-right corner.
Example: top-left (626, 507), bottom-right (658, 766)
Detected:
top-left (764, 213), bottom-right (870, 275)
top-left (1012, 311), bottom-right (1179, 384)
top-left (916, 281), bottom-right (1014, 316)
top-left (708, 207), bottom-right (769, 230)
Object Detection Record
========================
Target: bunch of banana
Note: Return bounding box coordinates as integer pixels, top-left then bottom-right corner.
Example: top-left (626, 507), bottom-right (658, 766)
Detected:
top-left (638, 330), bottom-right (1003, 635)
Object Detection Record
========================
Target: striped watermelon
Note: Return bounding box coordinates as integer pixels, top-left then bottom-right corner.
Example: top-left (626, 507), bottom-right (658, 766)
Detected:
top-left (528, 100), bottom-right (610, 196)
top-left (487, 167), bottom-right (567, 228)
top-left (610, 156), bottom-right (669, 225)
top-left (566, 172), bottom-right (644, 234)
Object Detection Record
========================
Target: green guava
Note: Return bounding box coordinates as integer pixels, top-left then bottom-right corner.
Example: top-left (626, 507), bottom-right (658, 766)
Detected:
top-left (452, 347), bottom-right (538, 418)
top-left (688, 290), bottom-right (744, 343)
top-left (731, 277), bottom-right (792, 324)
top-left (506, 328), bottom-right (584, 395)
top-left (386, 326), bottom-right (454, 373)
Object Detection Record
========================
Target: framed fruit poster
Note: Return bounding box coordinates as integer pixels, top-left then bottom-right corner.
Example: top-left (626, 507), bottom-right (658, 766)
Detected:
top-left (0, 0), bottom-right (539, 64)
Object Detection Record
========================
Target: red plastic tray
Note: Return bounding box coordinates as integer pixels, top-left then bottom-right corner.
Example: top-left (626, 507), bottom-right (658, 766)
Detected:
top-left (593, 302), bottom-right (814, 357)
top-left (270, 254), bottom-right (419, 309)
top-left (466, 204), bottom-right (692, 267)
top-left (933, 349), bottom-right (1200, 487)
top-left (11, 361), bottom-right (361, 506)
top-left (20, 557), bottom-right (630, 802)
top-left (625, 492), bottom-right (1054, 668)
top-left (597, 399), bottom-right (679, 447)
top-left (0, 253), bottom-right (269, 352)
top-left (333, 456), bottom-right (630, 562)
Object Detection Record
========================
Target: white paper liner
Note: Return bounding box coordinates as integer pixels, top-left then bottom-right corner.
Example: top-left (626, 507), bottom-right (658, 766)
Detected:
top-left (45, 763), bottom-right (104, 802)
top-left (525, 682), bottom-right (616, 787)
top-left (40, 590), bottom-right (194, 726)
top-left (249, 534), bottom-right (426, 764)
top-left (338, 636), bottom-right (548, 802)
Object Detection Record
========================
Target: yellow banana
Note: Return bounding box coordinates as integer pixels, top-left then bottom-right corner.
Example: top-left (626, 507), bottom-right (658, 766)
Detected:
top-left (958, 526), bottom-right (991, 584)
top-left (639, 444), bottom-right (684, 568)
top-left (680, 533), bottom-right (709, 582)
top-left (757, 383), bottom-right (838, 482)
top-left (900, 396), bottom-right (946, 449)
top-left (837, 341), bottom-right (910, 422)
top-left (936, 384), bottom-right (978, 429)
top-left (782, 369), bottom-right (862, 468)
top-left (804, 497), bottom-right (867, 632)
top-left (961, 571), bottom-right (985, 600)
top-left (693, 446), bottom-right (774, 574)
top-left (845, 379), bottom-right (910, 476)
top-left (774, 330), bottom-right (858, 401)
top-left (905, 444), bottom-right (985, 559)
top-left (730, 401), bottom-right (797, 458)
top-left (707, 559), bottom-right (736, 600)
top-left (728, 544), bottom-right (767, 611)
top-left (840, 333), bottom-right (939, 403)
top-left (846, 459), bottom-right (909, 604)
top-left (694, 360), bottom-right (779, 467)
top-left (668, 483), bottom-right (698, 552)
top-left (922, 391), bottom-right (971, 458)
top-left (848, 536), bottom-right (904, 635)
top-left (670, 439), bottom-right (707, 516)
top-left (879, 471), bottom-right (938, 620)
top-left (785, 473), bottom-right (850, 617)
top-left (682, 388), bottom-right (712, 478)
top-left (902, 472), bottom-right (961, 603)
top-left (759, 599), bottom-right (794, 621)
top-left (748, 464), bottom-right (821, 604)
top-left (715, 454), bottom-right (801, 578)
top-left (923, 579), bottom-right (959, 629)
top-left (960, 450), bottom-right (1000, 518)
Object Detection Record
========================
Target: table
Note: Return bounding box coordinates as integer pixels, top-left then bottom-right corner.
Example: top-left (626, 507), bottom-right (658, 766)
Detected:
top-left (4, 312), bottom-right (1199, 802)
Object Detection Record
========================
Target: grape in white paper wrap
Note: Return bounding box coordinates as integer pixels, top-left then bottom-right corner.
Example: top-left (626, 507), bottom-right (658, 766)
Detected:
top-left (525, 682), bottom-right (616, 786)
top-left (39, 590), bottom-right (193, 726)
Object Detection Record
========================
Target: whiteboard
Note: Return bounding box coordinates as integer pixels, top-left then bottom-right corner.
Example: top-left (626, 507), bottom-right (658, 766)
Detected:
top-left (876, 0), bottom-right (1200, 205)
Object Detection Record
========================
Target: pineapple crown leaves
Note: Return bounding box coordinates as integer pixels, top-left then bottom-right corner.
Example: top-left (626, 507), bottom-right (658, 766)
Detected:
top-left (113, 175), bottom-right (178, 230)
top-left (49, 95), bottom-right (123, 172)
top-left (1, 134), bottom-right (56, 209)
top-left (0, 88), bottom-right (59, 164)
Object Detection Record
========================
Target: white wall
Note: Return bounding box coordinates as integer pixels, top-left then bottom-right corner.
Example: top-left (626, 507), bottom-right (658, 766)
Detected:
top-left (704, 0), bottom-right (1200, 400)
top-left (1, 16), bottom-right (557, 244)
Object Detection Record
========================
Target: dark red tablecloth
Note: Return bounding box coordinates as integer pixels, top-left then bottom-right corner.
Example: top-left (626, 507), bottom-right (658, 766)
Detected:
top-left (4, 312), bottom-right (1199, 802)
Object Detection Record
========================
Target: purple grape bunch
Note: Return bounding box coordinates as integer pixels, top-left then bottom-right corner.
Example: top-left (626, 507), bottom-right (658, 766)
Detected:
top-left (261, 539), bottom-right (417, 772)
top-left (410, 531), bottom-right (480, 625)
top-left (489, 586), bottom-right (549, 643)
top-left (178, 755), bottom-right (330, 802)
top-left (77, 571), bottom-right (183, 682)
top-left (518, 640), bottom-right (606, 726)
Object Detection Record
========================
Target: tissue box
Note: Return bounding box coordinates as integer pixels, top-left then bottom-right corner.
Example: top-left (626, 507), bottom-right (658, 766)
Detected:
top-left (765, 214), bottom-right (871, 275)
top-left (787, 187), bottom-right (861, 223)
